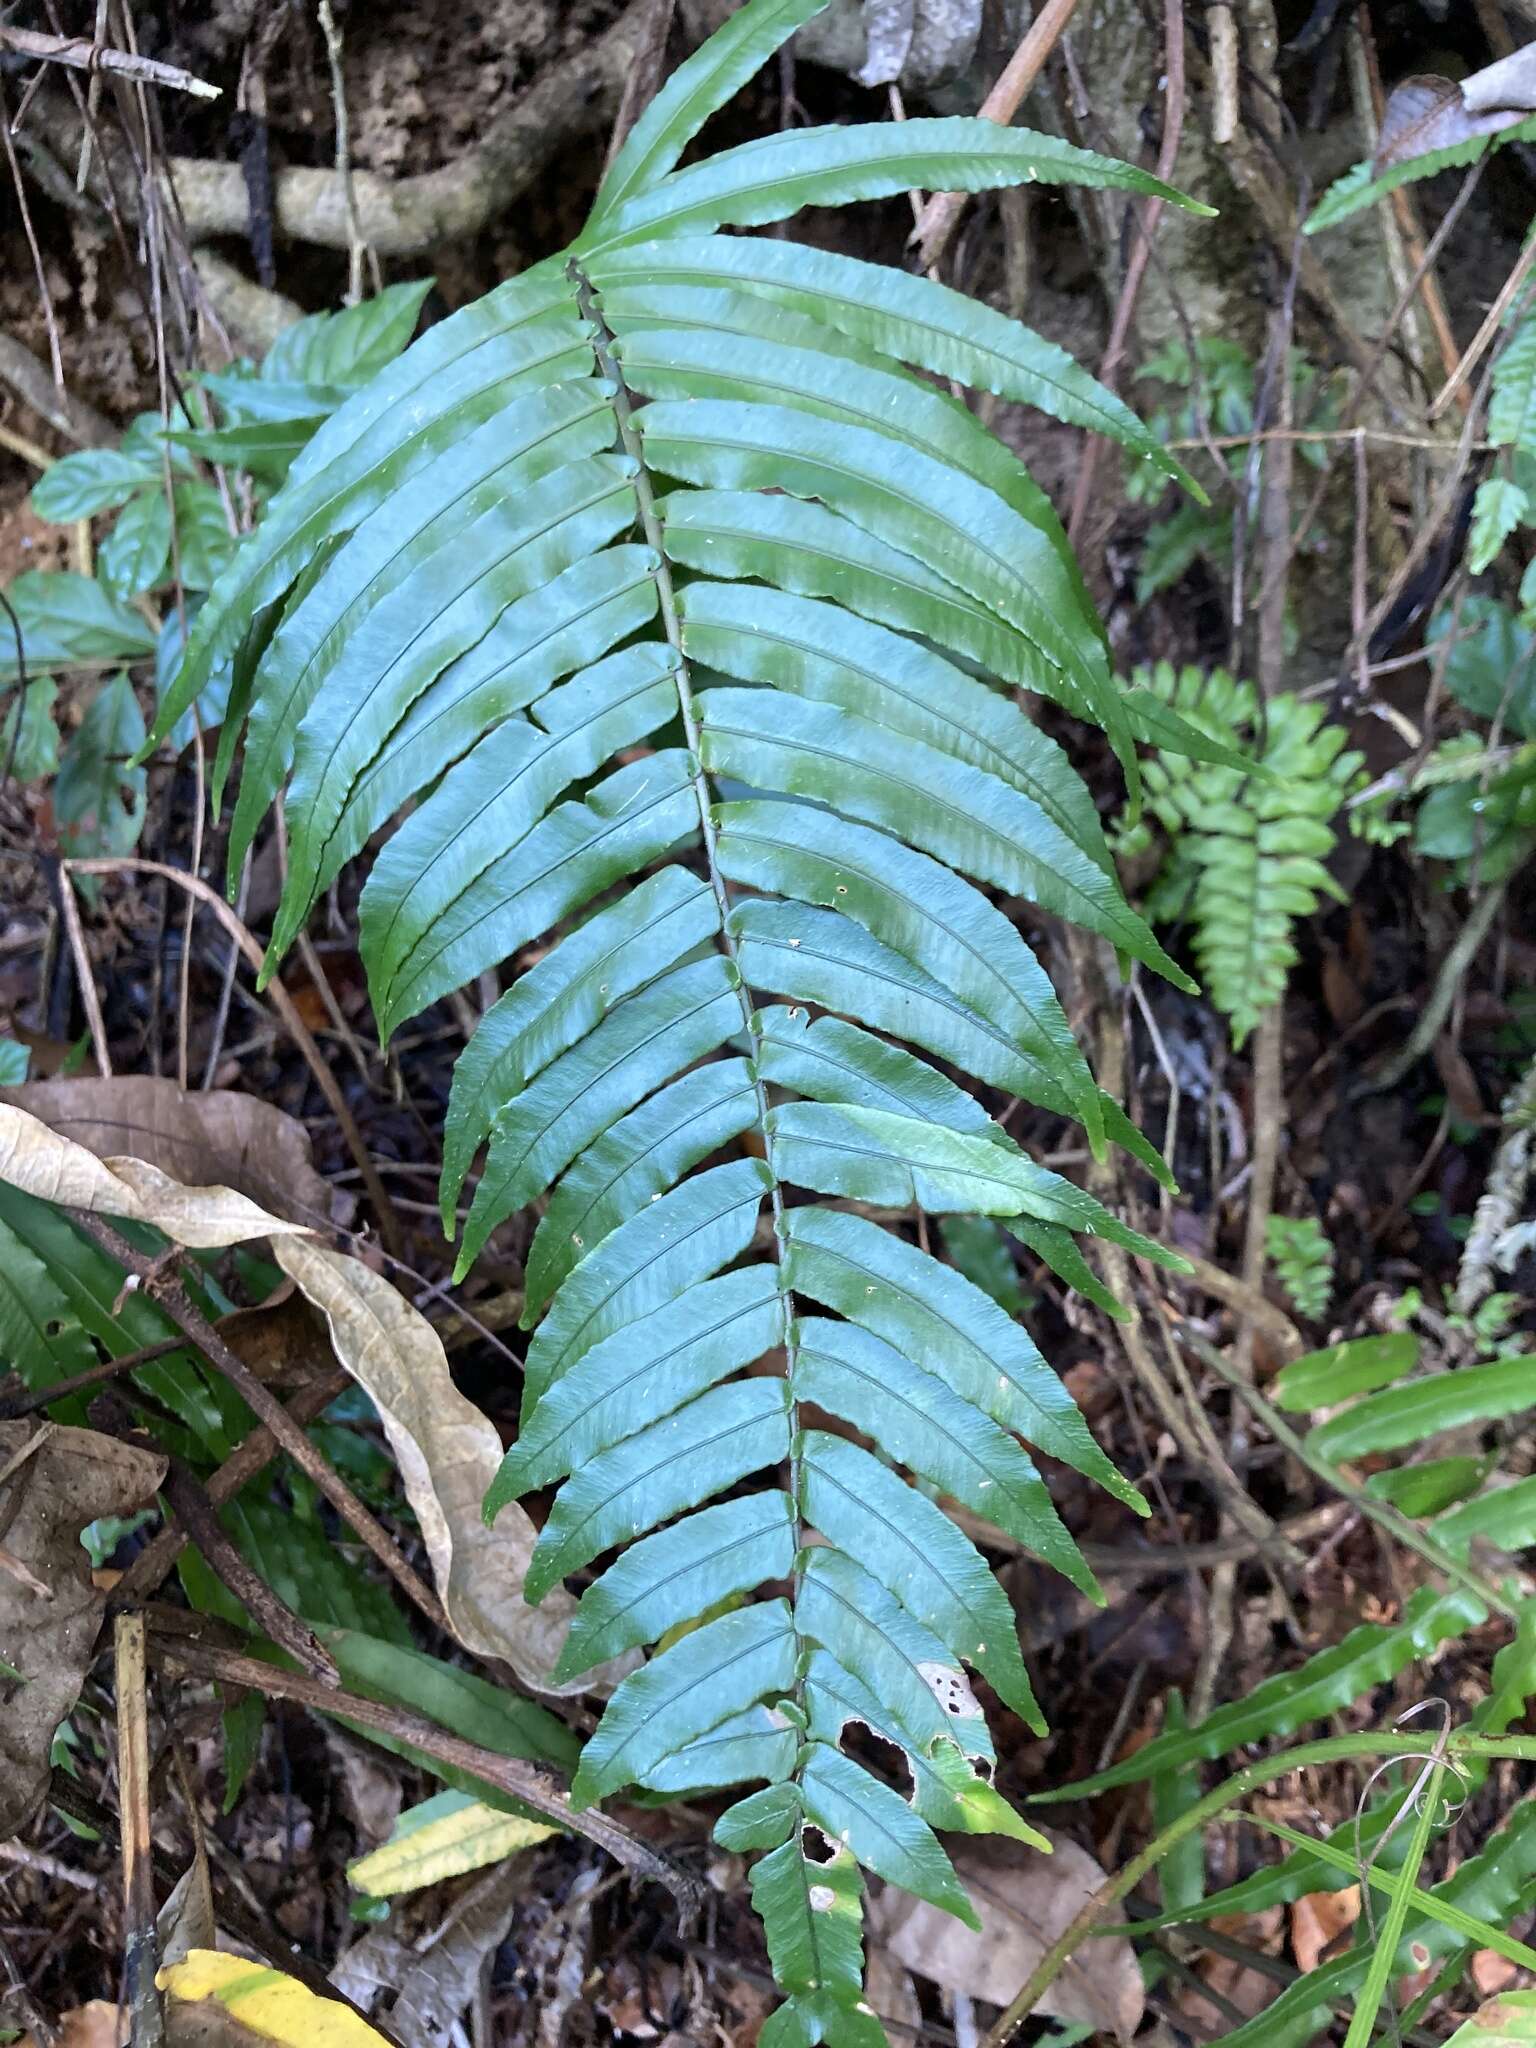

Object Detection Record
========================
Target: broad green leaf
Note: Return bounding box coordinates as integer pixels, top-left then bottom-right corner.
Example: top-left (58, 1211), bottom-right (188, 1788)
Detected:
top-left (1365, 1456), bottom-right (1488, 1517)
top-left (793, 1316), bottom-right (1098, 1598)
top-left (441, 866), bottom-right (719, 1224)
top-left (495, 1265), bottom-right (783, 1494)
top-left (593, 0), bottom-right (828, 218)
top-left (591, 117), bottom-right (1213, 246)
top-left (716, 799), bottom-right (1102, 1144)
top-left (32, 448), bottom-right (158, 522)
top-left (0, 1211), bottom-right (98, 1396)
top-left (1444, 1991), bottom-right (1536, 2048)
top-left (318, 1628), bottom-right (578, 1772)
top-left (523, 1057), bottom-right (761, 1317)
top-left (0, 570), bottom-right (156, 681)
top-left (1038, 1585), bottom-right (1486, 1800)
top-left (592, 233), bottom-right (1198, 489)
top-left (798, 1429), bottom-right (1043, 1729)
top-left (202, 1497), bottom-right (409, 1645)
top-left (100, 488), bottom-right (172, 597)
top-left (1307, 1357), bottom-right (1536, 1461)
top-left (555, 1491), bottom-right (797, 1681)
top-left (572, 1598), bottom-right (796, 1804)
top-left (524, 1378), bottom-right (790, 1603)
top-left (1274, 1331), bottom-right (1419, 1410)
top-left (784, 1205), bottom-right (1146, 1514)
top-left (55, 673), bottom-right (147, 860)
top-left (800, 1743), bottom-right (977, 1926)
top-left (457, 956), bottom-right (742, 1271)
top-left (1, 676), bottom-right (59, 779)
top-left (347, 1789), bottom-right (556, 1896)
top-left (1152, 1691), bottom-right (1205, 1916)
top-left (1433, 1473), bottom-right (1536, 1561)
top-left (171, 482), bottom-right (238, 590)
top-left (520, 1157), bottom-right (771, 1407)
top-left (264, 281), bottom-right (433, 387)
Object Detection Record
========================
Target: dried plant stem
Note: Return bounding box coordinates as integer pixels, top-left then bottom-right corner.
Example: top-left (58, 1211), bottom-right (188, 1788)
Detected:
top-left (116, 1613), bottom-right (164, 2048)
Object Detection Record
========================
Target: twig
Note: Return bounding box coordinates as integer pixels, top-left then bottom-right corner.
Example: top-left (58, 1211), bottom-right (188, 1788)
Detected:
top-left (912, 0), bottom-right (1084, 273)
top-left (0, 26), bottom-right (218, 98)
top-left (160, 1458), bottom-right (340, 1685)
top-left (314, 0), bottom-right (376, 303)
top-left (65, 856), bottom-right (406, 1260)
top-left (115, 1613), bottom-right (164, 2048)
top-left (0, 1335), bottom-right (187, 1419)
top-left (0, 1839), bottom-right (98, 1888)
top-left (1067, 0), bottom-right (1184, 546)
top-left (601, 0), bottom-right (677, 176)
top-left (58, 869), bottom-right (112, 1077)
top-left (72, 1211), bottom-right (445, 1631)
top-left (1429, 215), bottom-right (1536, 423)
top-left (155, 1634), bottom-right (709, 1906)
top-left (110, 1367), bottom-right (348, 1606)
top-left (1361, 880), bottom-right (1508, 1096)
top-left (0, 81), bottom-right (65, 393)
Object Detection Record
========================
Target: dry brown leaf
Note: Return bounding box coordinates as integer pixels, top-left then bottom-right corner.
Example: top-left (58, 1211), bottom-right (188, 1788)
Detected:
top-left (274, 1238), bottom-right (632, 1698)
top-left (0, 1100), bottom-right (307, 1248)
top-left (1375, 46), bottom-right (1536, 171)
top-left (20, 2003), bottom-right (129, 2048)
top-left (0, 1421), bottom-right (166, 1836)
top-left (1472, 1950), bottom-right (1520, 1998)
top-left (1291, 1884), bottom-right (1362, 1973)
top-left (1177, 1907), bottom-right (1285, 2031)
top-left (330, 1859), bottom-right (529, 2048)
top-left (867, 1833), bottom-right (1144, 2043)
top-left (0, 1077), bottom-right (344, 1232)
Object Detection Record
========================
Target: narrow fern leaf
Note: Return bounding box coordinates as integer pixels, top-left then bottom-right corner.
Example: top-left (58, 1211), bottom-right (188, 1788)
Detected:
top-left (273, 531), bottom-right (657, 965)
top-left (799, 1430), bottom-right (1044, 1729)
top-left (590, 117), bottom-right (1213, 246)
top-left (794, 1316), bottom-right (1099, 1597)
top-left (755, 1008), bottom-right (994, 1134)
top-left (1007, 1216), bottom-right (1131, 1322)
top-left (440, 867), bottom-right (718, 1222)
top-left (360, 640), bottom-right (680, 1019)
top-left (717, 1782), bottom-right (804, 1852)
top-left (640, 398), bottom-right (1134, 783)
top-left (697, 686), bottom-right (1185, 979)
top-left (225, 387), bottom-right (620, 879)
top-left (385, 754), bottom-right (700, 1057)
top-left (524, 1058), bottom-right (761, 1317)
top-left (524, 1378), bottom-right (791, 1602)
top-left (1307, 1358), bottom-right (1536, 1461)
top-left (717, 801), bottom-right (1102, 1146)
top-left (784, 1206), bottom-right (1148, 1514)
top-left (679, 580), bottom-right (1114, 875)
top-left (151, 277), bottom-right (585, 743)
top-left (639, 1704), bottom-right (800, 1795)
top-left (518, 1157), bottom-right (770, 1406)
top-left (556, 1493), bottom-right (797, 1682)
top-left (800, 1743), bottom-right (978, 1926)
top-left (1273, 1332), bottom-right (1420, 1411)
top-left (751, 1838), bottom-right (866, 2006)
top-left (591, 234), bottom-right (1198, 489)
top-left (795, 1548), bottom-right (995, 1767)
top-left (494, 1266), bottom-right (783, 1494)
top-left (591, 0), bottom-right (828, 219)
top-left (1432, 1474), bottom-right (1536, 1561)
top-left (571, 1599), bottom-right (796, 1806)
top-left (457, 956), bottom-right (742, 1269)
top-left (1038, 1585), bottom-right (1487, 1800)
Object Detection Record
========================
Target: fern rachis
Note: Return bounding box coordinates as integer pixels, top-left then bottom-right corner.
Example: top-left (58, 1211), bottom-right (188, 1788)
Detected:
top-left (149, 2), bottom-right (1210, 2032)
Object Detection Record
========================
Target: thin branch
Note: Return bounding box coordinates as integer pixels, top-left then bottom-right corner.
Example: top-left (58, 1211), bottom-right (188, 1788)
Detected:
top-left (0, 25), bottom-right (218, 98)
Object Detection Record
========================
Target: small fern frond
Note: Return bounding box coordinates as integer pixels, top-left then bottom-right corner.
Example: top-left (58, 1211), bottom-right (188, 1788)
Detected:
top-left (1124, 661), bottom-right (1363, 1044)
top-left (142, 0), bottom-right (1210, 2028)
top-left (1264, 1213), bottom-right (1334, 1322)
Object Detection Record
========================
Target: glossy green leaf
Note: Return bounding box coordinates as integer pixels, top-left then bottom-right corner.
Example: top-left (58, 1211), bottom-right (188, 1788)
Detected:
top-left (100, 489), bottom-right (172, 597)
top-left (55, 673), bottom-right (148, 860)
top-left (572, 1598), bottom-right (797, 1804)
top-left (0, 570), bottom-right (156, 682)
top-left (800, 1742), bottom-right (977, 1926)
top-left (1, 676), bottom-right (60, 780)
top-left (784, 1205), bottom-right (1146, 1515)
top-left (640, 1702), bottom-right (800, 1795)
top-left (263, 281), bottom-right (433, 386)
top-left (32, 449), bottom-right (158, 522)
top-left (1273, 1332), bottom-right (1420, 1411)
top-left (751, 1836), bottom-right (866, 2005)
top-left (1307, 1358), bottom-right (1536, 1461)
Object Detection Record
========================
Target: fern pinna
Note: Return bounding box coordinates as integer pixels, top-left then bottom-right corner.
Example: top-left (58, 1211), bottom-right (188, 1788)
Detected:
top-left (150, 2), bottom-right (1208, 2033)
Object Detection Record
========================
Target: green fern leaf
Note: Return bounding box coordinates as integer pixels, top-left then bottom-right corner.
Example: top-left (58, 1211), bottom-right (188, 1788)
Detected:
top-left (145, 0), bottom-right (1209, 2021)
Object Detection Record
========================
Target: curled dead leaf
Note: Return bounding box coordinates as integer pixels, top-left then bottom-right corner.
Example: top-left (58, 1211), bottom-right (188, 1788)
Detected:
top-left (1375, 46), bottom-right (1536, 172)
top-left (0, 1076), bottom-right (348, 1232)
top-left (0, 1100), bottom-right (307, 1249)
top-left (1291, 1883), bottom-right (1361, 1973)
top-left (866, 1832), bottom-right (1144, 2043)
top-left (0, 1420), bottom-right (166, 1836)
top-left (274, 1239), bottom-right (635, 1698)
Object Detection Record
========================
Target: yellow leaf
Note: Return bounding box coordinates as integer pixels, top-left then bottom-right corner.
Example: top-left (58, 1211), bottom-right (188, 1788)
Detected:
top-left (347, 1790), bottom-right (557, 1896)
top-left (157, 1951), bottom-right (390, 2048)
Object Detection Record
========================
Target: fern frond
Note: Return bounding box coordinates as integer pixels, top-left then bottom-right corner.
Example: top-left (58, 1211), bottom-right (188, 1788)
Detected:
top-left (1125, 661), bottom-right (1363, 1044)
top-left (1265, 1213), bottom-right (1334, 1322)
top-left (144, 2), bottom-right (1208, 2029)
